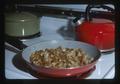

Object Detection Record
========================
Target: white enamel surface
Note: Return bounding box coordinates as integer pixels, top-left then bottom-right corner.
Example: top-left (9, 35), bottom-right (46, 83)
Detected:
top-left (5, 69), bottom-right (37, 79)
top-left (5, 16), bottom-right (115, 79)
top-left (5, 50), bottom-right (37, 79)
top-left (104, 66), bottom-right (115, 79)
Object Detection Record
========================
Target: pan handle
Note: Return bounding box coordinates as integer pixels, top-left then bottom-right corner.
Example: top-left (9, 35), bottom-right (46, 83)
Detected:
top-left (5, 37), bottom-right (27, 51)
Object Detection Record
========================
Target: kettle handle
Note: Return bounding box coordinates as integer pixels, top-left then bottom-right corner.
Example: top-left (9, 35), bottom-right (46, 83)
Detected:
top-left (85, 4), bottom-right (114, 21)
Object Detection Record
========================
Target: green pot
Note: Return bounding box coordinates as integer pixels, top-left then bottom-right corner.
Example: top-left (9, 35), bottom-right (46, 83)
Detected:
top-left (5, 12), bottom-right (40, 37)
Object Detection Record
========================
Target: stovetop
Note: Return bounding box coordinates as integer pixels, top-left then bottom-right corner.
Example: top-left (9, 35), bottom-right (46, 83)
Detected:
top-left (5, 16), bottom-right (115, 79)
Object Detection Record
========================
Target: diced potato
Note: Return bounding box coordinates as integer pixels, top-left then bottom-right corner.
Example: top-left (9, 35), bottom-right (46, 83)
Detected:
top-left (30, 46), bottom-right (93, 68)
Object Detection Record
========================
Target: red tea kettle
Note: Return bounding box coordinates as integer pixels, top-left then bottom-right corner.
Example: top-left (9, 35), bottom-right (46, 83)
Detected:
top-left (74, 5), bottom-right (115, 52)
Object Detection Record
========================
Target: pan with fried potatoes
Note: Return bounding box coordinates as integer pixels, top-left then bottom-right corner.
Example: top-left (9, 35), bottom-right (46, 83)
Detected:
top-left (22, 40), bottom-right (101, 78)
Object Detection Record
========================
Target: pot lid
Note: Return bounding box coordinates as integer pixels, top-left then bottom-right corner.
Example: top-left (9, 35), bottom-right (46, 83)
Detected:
top-left (5, 12), bottom-right (38, 22)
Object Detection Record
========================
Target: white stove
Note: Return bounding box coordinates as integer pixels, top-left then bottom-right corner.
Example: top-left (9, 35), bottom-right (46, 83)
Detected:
top-left (5, 16), bottom-right (115, 79)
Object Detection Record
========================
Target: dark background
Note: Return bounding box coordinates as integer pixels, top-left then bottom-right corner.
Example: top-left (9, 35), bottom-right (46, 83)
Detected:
top-left (1, 0), bottom-right (120, 84)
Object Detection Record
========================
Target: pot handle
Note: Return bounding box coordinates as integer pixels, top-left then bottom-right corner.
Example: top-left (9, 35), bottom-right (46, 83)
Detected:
top-left (85, 4), bottom-right (114, 21)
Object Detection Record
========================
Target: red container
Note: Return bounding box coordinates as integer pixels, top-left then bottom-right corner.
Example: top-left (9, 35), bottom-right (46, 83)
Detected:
top-left (75, 5), bottom-right (115, 52)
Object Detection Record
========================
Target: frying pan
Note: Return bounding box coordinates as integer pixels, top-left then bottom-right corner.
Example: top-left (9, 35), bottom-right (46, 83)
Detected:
top-left (22, 40), bottom-right (101, 78)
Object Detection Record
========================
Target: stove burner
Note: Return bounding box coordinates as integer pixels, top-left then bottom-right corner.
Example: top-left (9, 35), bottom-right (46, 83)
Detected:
top-left (28, 66), bottom-right (96, 79)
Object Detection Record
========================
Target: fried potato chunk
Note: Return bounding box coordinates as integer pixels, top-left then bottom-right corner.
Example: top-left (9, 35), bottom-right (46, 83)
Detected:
top-left (30, 46), bottom-right (94, 68)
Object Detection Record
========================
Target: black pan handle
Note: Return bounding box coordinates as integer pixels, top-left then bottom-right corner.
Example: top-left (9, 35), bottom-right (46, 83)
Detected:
top-left (5, 37), bottom-right (27, 50)
top-left (85, 4), bottom-right (114, 21)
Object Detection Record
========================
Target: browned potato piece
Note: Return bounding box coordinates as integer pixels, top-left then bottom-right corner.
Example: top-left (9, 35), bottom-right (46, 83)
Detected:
top-left (30, 46), bottom-right (94, 68)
